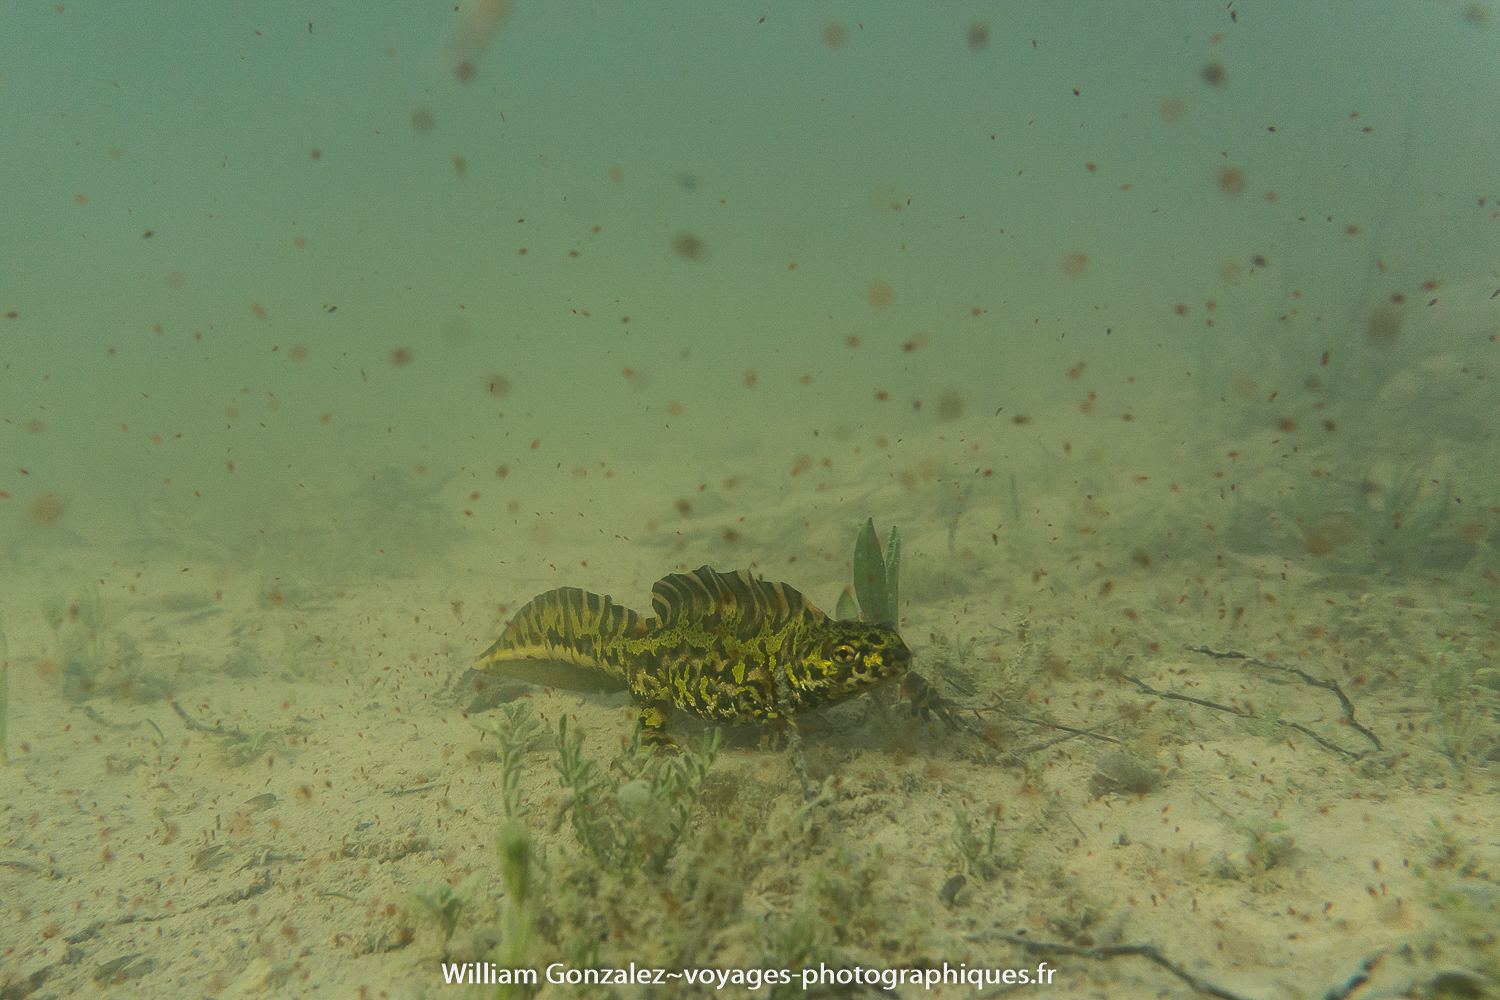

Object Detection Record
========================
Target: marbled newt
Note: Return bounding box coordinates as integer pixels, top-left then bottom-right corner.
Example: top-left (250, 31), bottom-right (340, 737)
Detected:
top-left (475, 566), bottom-right (954, 745)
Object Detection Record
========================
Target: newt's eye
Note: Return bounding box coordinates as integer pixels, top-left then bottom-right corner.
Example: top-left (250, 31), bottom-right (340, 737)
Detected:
top-left (832, 644), bottom-right (858, 664)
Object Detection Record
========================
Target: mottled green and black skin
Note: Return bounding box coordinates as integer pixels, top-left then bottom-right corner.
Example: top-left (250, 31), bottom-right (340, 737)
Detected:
top-left (475, 566), bottom-right (950, 746)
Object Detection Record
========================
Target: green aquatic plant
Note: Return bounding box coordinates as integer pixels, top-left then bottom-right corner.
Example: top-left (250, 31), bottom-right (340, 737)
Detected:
top-left (470, 700), bottom-right (546, 820)
top-left (761, 907), bottom-right (828, 969)
top-left (221, 729), bottom-right (280, 767)
top-left (835, 518), bottom-right (901, 626)
top-left (407, 873), bottom-right (483, 943)
top-left (1235, 815), bottom-right (1294, 872)
top-left (41, 585), bottom-right (115, 701)
top-left (1427, 644), bottom-right (1499, 768)
top-left (1, 617), bottom-right (9, 766)
top-left (492, 822), bottom-right (535, 1000)
top-left (553, 714), bottom-right (721, 873)
top-left (952, 805), bottom-right (1004, 881)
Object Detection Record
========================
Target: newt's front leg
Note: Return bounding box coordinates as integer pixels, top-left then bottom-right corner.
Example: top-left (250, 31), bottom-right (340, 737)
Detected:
top-left (900, 670), bottom-right (964, 730)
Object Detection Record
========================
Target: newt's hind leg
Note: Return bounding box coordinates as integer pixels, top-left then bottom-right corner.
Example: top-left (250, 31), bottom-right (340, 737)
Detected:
top-left (637, 701), bottom-right (677, 750)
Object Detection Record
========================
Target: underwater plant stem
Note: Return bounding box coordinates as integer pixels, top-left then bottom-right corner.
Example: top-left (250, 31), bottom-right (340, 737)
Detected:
top-left (1, 619), bottom-right (8, 766)
top-left (495, 822), bottom-right (532, 1000)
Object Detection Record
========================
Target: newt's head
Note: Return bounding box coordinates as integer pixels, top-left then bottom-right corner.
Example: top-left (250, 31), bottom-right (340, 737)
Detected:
top-left (790, 620), bottom-right (911, 709)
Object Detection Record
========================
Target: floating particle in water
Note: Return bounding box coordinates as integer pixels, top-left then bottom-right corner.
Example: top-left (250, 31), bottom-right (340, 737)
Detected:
top-left (1200, 61), bottom-right (1227, 87)
top-left (902, 331), bottom-right (930, 352)
top-left (608, 166), bottom-right (623, 183)
top-left (453, 155), bottom-right (467, 178)
top-left (288, 344), bottom-right (308, 361)
top-left (1251, 254), bottom-right (1268, 268)
top-left (1131, 550), bottom-right (1152, 567)
top-left (389, 347), bottom-right (414, 366)
top-left (820, 22), bottom-right (847, 48)
top-left (1060, 251), bottom-right (1090, 277)
top-left (844, 335), bottom-right (861, 349)
top-left (1159, 97), bottom-right (1185, 122)
top-left (1367, 306), bottom-right (1403, 346)
top-left (672, 232), bottom-right (706, 260)
top-left (411, 108), bottom-right (435, 133)
top-left (967, 20), bottom-right (990, 51)
top-left (485, 373), bottom-right (510, 397)
top-left (450, 0), bottom-right (513, 83)
top-left (666, 401), bottom-right (683, 417)
top-left (791, 455), bottom-right (813, 476)
top-left (1216, 166), bottom-right (1246, 196)
top-left (744, 370), bottom-right (758, 388)
top-left (675, 498), bottom-right (692, 516)
top-left (867, 281), bottom-right (894, 308)
top-left (937, 391), bottom-right (964, 422)
top-left (29, 493), bottom-right (65, 525)
top-left (26, 420), bottom-right (44, 433)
